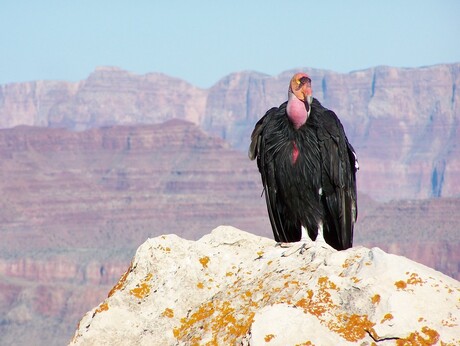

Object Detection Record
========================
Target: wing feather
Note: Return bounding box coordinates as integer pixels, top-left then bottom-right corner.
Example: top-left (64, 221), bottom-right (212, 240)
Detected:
top-left (317, 110), bottom-right (357, 249)
top-left (249, 106), bottom-right (298, 243)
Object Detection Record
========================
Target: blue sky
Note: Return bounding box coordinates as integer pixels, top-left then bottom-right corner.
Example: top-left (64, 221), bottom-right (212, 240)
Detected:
top-left (1, 0), bottom-right (459, 88)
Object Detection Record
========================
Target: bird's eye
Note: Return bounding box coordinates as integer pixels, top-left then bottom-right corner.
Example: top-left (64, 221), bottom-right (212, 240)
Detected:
top-left (299, 76), bottom-right (311, 85)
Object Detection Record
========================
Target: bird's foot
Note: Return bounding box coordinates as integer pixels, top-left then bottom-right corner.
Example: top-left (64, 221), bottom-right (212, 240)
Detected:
top-left (280, 239), bottom-right (334, 257)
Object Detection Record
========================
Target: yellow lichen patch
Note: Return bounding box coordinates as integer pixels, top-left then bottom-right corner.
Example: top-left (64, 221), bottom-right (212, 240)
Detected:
top-left (130, 282), bottom-right (151, 299)
top-left (296, 278), bottom-right (336, 317)
top-left (264, 334), bottom-right (275, 342)
top-left (165, 247), bottom-right (171, 252)
top-left (407, 273), bottom-right (424, 286)
top-left (441, 319), bottom-right (457, 327)
top-left (197, 282), bottom-right (204, 289)
top-left (342, 260), bottom-right (353, 268)
top-left (318, 276), bottom-right (338, 290)
top-left (284, 280), bottom-right (300, 288)
top-left (267, 260), bottom-right (273, 266)
top-left (108, 262), bottom-right (132, 297)
top-left (173, 299), bottom-right (256, 344)
top-left (173, 301), bottom-right (215, 339)
top-left (395, 280), bottom-right (407, 289)
top-left (94, 301), bottom-right (109, 315)
top-left (380, 313), bottom-right (393, 323)
top-left (295, 298), bottom-right (309, 309)
top-left (226, 272), bottom-right (234, 277)
top-left (129, 272), bottom-right (154, 299)
top-left (163, 308), bottom-right (174, 318)
top-left (371, 294), bottom-right (381, 304)
top-left (330, 313), bottom-right (376, 342)
top-left (257, 251), bottom-right (264, 257)
top-left (199, 256), bottom-right (210, 268)
top-left (296, 277), bottom-right (377, 344)
top-left (396, 326), bottom-right (440, 345)
top-left (296, 342), bottom-right (315, 346)
top-left (351, 276), bottom-right (360, 283)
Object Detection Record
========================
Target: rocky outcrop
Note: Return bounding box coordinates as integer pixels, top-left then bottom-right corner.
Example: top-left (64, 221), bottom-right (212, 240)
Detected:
top-left (70, 226), bottom-right (460, 345)
top-left (1, 64), bottom-right (459, 200)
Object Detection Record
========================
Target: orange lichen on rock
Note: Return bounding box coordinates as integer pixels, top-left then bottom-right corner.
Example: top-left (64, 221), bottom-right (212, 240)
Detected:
top-left (295, 278), bottom-right (337, 317)
top-left (94, 301), bottom-right (109, 315)
top-left (130, 282), bottom-right (151, 299)
top-left (295, 298), bottom-right (309, 310)
top-left (395, 280), bottom-right (407, 289)
top-left (162, 308), bottom-right (174, 318)
top-left (371, 294), bottom-right (381, 304)
top-left (284, 280), bottom-right (300, 288)
top-left (407, 273), bottom-right (424, 286)
top-left (441, 319), bottom-right (458, 327)
top-left (108, 262), bottom-right (133, 297)
top-left (130, 273), bottom-right (154, 299)
top-left (396, 326), bottom-right (440, 345)
top-left (197, 282), bottom-right (204, 289)
top-left (264, 334), bottom-right (275, 342)
top-left (341, 255), bottom-right (362, 269)
top-left (294, 277), bottom-right (377, 343)
top-left (199, 256), bottom-right (210, 268)
top-left (380, 313), bottom-right (394, 323)
top-left (295, 342), bottom-right (315, 346)
top-left (330, 313), bottom-right (376, 342)
top-left (173, 299), bottom-right (256, 344)
top-left (244, 290), bottom-right (252, 298)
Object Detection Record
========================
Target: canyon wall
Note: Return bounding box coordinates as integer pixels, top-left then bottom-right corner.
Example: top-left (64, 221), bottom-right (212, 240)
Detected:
top-left (1, 64), bottom-right (459, 200)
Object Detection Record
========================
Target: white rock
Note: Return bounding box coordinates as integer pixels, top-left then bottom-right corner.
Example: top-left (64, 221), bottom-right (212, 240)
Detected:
top-left (70, 226), bottom-right (460, 346)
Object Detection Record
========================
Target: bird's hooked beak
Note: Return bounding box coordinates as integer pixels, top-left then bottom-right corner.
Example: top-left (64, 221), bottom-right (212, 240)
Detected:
top-left (289, 73), bottom-right (313, 109)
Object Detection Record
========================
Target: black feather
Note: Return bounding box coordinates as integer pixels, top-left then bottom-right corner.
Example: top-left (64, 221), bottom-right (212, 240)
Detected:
top-left (249, 98), bottom-right (358, 250)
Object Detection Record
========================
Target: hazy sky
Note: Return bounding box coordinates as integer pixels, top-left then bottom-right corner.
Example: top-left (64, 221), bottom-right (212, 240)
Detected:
top-left (1, 0), bottom-right (459, 87)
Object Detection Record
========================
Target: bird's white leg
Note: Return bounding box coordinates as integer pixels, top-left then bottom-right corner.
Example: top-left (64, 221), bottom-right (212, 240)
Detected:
top-left (280, 226), bottom-right (315, 256)
top-left (313, 221), bottom-right (335, 251)
top-left (276, 226), bottom-right (313, 248)
top-left (280, 222), bottom-right (334, 256)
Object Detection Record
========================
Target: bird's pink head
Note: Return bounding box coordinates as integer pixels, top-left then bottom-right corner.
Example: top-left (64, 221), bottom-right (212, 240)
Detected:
top-left (289, 73), bottom-right (312, 103)
top-left (287, 73), bottom-right (313, 129)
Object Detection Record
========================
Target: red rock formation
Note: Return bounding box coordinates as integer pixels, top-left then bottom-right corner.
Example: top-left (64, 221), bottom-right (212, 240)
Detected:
top-left (1, 64), bottom-right (459, 200)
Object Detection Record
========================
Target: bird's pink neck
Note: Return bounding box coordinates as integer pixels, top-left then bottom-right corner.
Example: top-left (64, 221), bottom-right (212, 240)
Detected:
top-left (286, 92), bottom-right (308, 129)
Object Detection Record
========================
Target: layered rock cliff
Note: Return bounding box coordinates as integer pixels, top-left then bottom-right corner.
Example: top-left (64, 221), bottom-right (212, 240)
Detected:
top-left (1, 64), bottom-right (459, 200)
top-left (0, 120), bottom-right (269, 257)
top-left (70, 226), bottom-right (460, 346)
